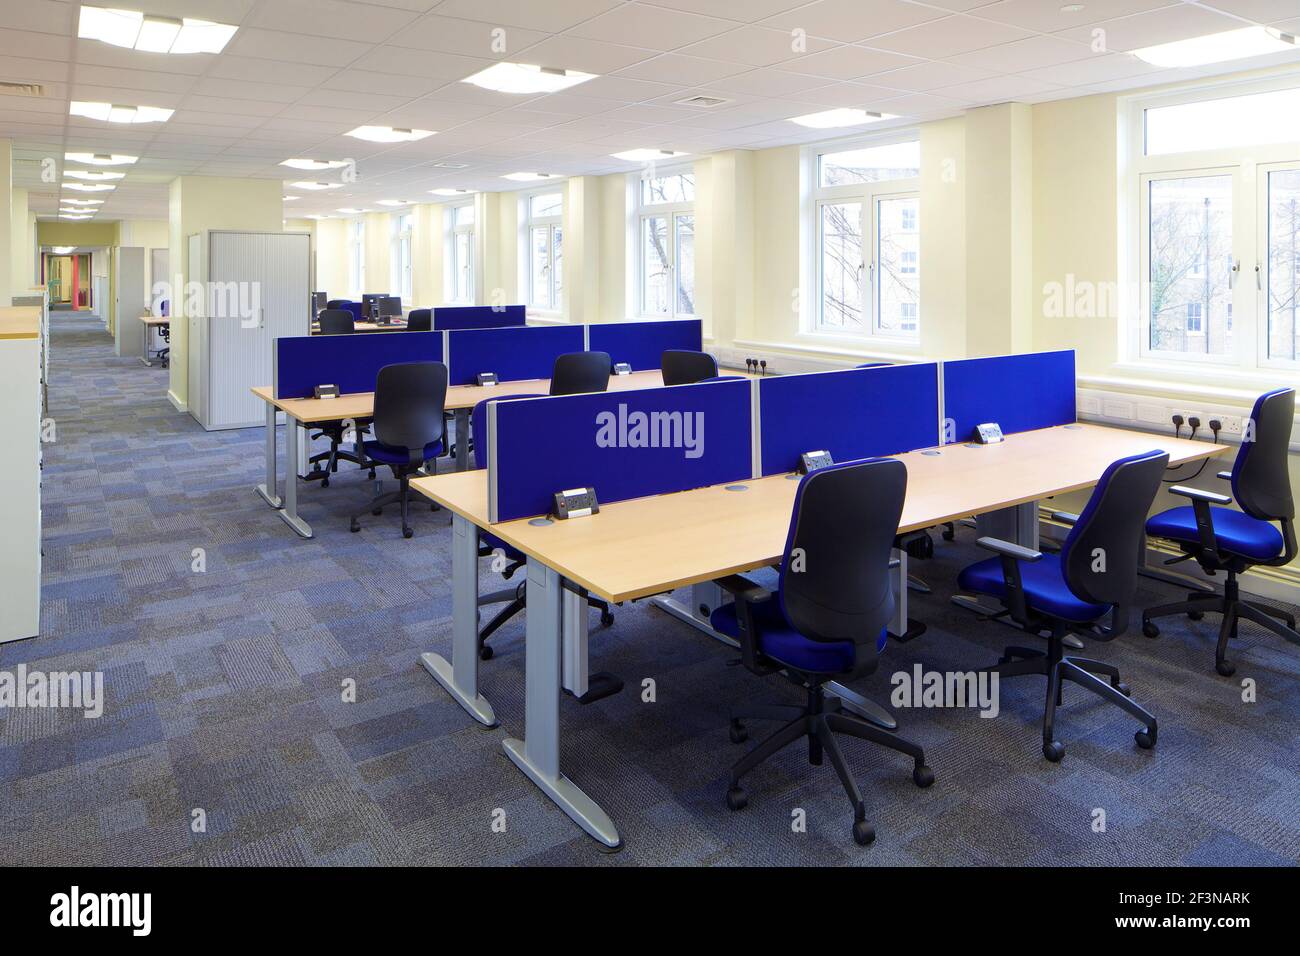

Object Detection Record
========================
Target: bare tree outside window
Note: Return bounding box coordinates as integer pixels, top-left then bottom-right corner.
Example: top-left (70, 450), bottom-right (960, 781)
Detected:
top-left (1147, 176), bottom-right (1232, 355)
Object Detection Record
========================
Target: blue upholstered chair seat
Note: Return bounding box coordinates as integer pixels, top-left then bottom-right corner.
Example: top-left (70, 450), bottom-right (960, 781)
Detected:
top-left (1146, 506), bottom-right (1284, 561)
top-left (958, 552), bottom-right (1109, 622)
top-left (363, 438), bottom-right (442, 466)
top-left (710, 594), bottom-right (886, 673)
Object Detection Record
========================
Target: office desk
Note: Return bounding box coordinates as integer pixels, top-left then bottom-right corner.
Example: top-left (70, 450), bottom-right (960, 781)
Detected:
top-left (138, 315), bottom-right (169, 367)
top-left (411, 423), bottom-right (1227, 848)
top-left (310, 319), bottom-right (407, 334)
top-left (251, 369), bottom-right (750, 538)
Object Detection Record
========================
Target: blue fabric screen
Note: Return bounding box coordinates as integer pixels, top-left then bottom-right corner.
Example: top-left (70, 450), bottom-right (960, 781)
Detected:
top-left (757, 364), bottom-right (940, 476)
top-left (942, 350), bottom-right (1076, 440)
top-left (446, 325), bottom-right (584, 386)
top-left (587, 319), bottom-right (703, 371)
top-left (275, 331), bottom-right (443, 399)
top-left (490, 379), bottom-right (752, 522)
top-left (433, 304), bottom-right (527, 330)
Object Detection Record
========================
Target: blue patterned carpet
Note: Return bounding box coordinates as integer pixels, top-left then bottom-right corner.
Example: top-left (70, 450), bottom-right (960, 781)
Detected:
top-left (2, 313), bottom-right (1297, 866)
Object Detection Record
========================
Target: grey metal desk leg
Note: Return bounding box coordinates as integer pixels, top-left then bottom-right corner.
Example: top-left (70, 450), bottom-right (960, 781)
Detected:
top-left (562, 587), bottom-right (588, 698)
top-left (454, 407), bottom-right (471, 471)
top-left (277, 418), bottom-right (313, 538)
top-left (422, 513), bottom-right (496, 726)
top-left (890, 548), bottom-right (907, 637)
top-left (504, 561), bottom-right (620, 849)
top-left (141, 325), bottom-right (152, 367)
top-left (255, 403), bottom-right (282, 508)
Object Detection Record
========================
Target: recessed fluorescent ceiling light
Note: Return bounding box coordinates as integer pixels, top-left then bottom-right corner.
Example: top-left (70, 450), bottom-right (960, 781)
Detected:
top-left (64, 169), bottom-right (126, 181)
top-left (611, 148), bottom-right (689, 162)
top-left (289, 181), bottom-right (344, 191)
top-left (346, 126), bottom-right (434, 143)
top-left (1133, 27), bottom-right (1296, 68)
top-left (280, 158), bottom-right (348, 171)
top-left (283, 195), bottom-right (299, 201)
top-left (64, 151), bottom-right (136, 165)
top-left (790, 107), bottom-right (895, 129)
top-left (51, 246), bottom-right (77, 254)
top-left (62, 198), bottom-right (103, 205)
top-left (430, 188), bottom-right (474, 196)
top-left (60, 214), bottom-right (93, 220)
top-left (463, 62), bottom-right (597, 94)
top-left (336, 207), bottom-right (370, 214)
top-left (64, 182), bottom-right (116, 192)
top-left (70, 101), bottom-right (173, 123)
top-left (433, 162), bottom-right (468, 169)
top-left (375, 199), bottom-right (410, 206)
top-left (306, 215), bottom-right (329, 220)
top-left (503, 172), bottom-right (557, 182)
top-left (78, 6), bottom-right (237, 55)
top-left (59, 209), bottom-right (92, 215)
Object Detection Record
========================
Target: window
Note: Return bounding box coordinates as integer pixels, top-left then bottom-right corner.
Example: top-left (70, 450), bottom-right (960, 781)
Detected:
top-left (447, 202), bottom-right (474, 304)
top-left (636, 167), bottom-right (694, 318)
top-left (809, 136), bottom-right (920, 338)
top-left (391, 212), bottom-right (412, 303)
top-left (347, 219), bottom-right (365, 299)
top-left (1129, 77), bottom-right (1300, 371)
top-left (525, 190), bottom-right (563, 311)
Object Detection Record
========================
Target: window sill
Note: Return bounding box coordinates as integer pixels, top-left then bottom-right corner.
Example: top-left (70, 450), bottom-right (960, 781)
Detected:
top-left (732, 334), bottom-right (925, 365)
top-left (1095, 361), bottom-right (1297, 404)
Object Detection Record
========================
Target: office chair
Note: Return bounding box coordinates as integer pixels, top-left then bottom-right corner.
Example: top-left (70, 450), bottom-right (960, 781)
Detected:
top-left (349, 362), bottom-right (447, 539)
top-left (957, 449), bottom-right (1168, 762)
top-left (304, 308), bottom-right (372, 485)
top-left (406, 308), bottom-right (432, 332)
top-left (469, 395), bottom-right (615, 665)
top-left (550, 350), bottom-right (611, 394)
top-left (661, 349), bottom-right (719, 386)
top-left (157, 322), bottom-right (169, 368)
top-left (325, 299), bottom-right (352, 310)
top-left (711, 458), bottom-right (933, 846)
top-left (317, 308), bottom-right (355, 335)
top-left (1142, 388), bottom-right (1297, 676)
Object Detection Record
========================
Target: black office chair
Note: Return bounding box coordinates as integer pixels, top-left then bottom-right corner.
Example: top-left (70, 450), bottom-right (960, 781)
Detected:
top-left (326, 299), bottom-right (352, 310)
top-left (711, 458), bottom-right (933, 846)
top-left (469, 395), bottom-right (616, 667)
top-left (957, 449), bottom-right (1168, 762)
top-left (318, 308), bottom-right (355, 335)
top-left (661, 349), bottom-right (719, 386)
top-left (157, 322), bottom-right (170, 368)
top-left (349, 362), bottom-right (447, 539)
top-left (1142, 388), bottom-right (1297, 676)
top-left (406, 308), bottom-right (432, 332)
top-left (550, 350), bottom-right (610, 395)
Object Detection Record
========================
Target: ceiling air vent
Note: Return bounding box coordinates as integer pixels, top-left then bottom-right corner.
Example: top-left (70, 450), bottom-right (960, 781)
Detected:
top-left (0, 81), bottom-right (44, 97)
top-left (675, 94), bottom-right (729, 108)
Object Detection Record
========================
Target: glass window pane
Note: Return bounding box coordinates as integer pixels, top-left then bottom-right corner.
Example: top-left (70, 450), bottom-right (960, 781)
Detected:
top-left (1146, 87), bottom-right (1300, 156)
top-left (530, 192), bottom-right (562, 218)
top-left (641, 172), bottom-right (695, 205)
top-left (1147, 175), bottom-right (1233, 355)
top-left (530, 226), bottom-right (549, 308)
top-left (642, 216), bottom-right (670, 315)
top-left (819, 201), bottom-right (862, 330)
top-left (877, 196), bottom-right (919, 336)
top-left (675, 214), bottom-right (695, 316)
top-left (819, 141), bottom-right (920, 187)
top-left (456, 233), bottom-right (473, 302)
top-left (454, 204), bottom-right (474, 227)
top-left (553, 225), bottom-right (563, 310)
top-left (1267, 169), bottom-right (1300, 361)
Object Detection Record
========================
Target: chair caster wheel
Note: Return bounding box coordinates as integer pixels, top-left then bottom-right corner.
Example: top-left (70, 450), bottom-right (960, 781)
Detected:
top-left (1187, 610), bottom-right (1203, 621)
top-left (729, 721), bottom-right (747, 744)
top-left (321, 478), bottom-right (329, 488)
top-left (372, 507), bottom-right (383, 516)
top-left (1115, 681), bottom-right (1130, 697)
top-left (350, 519), bottom-right (360, 533)
top-left (852, 820), bottom-right (875, 846)
top-left (1134, 729), bottom-right (1156, 750)
top-left (1141, 620), bottom-right (1159, 638)
top-left (912, 764), bottom-right (935, 788)
top-left (1042, 740), bottom-right (1065, 762)
top-left (479, 645), bottom-right (493, 661)
top-left (402, 527), bottom-right (414, 539)
top-left (1216, 660), bottom-right (1235, 677)
top-left (726, 787), bottom-right (747, 811)
top-left (600, 610), bottom-right (614, 628)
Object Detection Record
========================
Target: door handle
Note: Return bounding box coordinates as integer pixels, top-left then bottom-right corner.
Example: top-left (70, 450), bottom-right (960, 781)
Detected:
top-left (1255, 262), bottom-right (1262, 291)
top-left (1229, 259), bottom-right (1239, 289)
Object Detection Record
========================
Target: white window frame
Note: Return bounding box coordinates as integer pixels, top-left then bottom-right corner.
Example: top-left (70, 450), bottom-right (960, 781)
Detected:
top-left (803, 130), bottom-right (921, 342)
top-left (1122, 73), bottom-right (1300, 378)
top-left (522, 189), bottom-right (563, 314)
top-left (634, 163), bottom-right (695, 319)
top-left (446, 201), bottom-right (474, 304)
top-left (390, 211), bottom-right (413, 304)
top-left (347, 218), bottom-right (365, 300)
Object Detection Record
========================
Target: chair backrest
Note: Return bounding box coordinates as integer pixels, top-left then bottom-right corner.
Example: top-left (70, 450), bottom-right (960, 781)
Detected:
top-left (471, 393), bottom-right (546, 470)
top-left (855, 362), bottom-right (891, 369)
top-left (373, 362), bottom-right (448, 461)
top-left (406, 308), bottom-right (432, 332)
top-left (318, 309), bottom-right (355, 335)
top-left (326, 299), bottom-right (352, 310)
top-left (777, 458), bottom-right (906, 671)
top-left (1232, 387), bottom-right (1295, 522)
top-left (1061, 449), bottom-right (1168, 609)
top-left (550, 351), bottom-right (611, 396)
top-left (661, 349), bottom-right (718, 386)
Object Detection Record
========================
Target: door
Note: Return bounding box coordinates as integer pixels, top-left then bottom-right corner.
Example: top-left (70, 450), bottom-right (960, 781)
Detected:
top-left (113, 247), bottom-right (145, 358)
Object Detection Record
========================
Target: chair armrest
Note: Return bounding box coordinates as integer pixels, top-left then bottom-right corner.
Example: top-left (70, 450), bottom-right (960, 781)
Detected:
top-left (975, 536), bottom-right (1043, 562)
top-left (1049, 511), bottom-right (1080, 526)
top-left (713, 574), bottom-right (771, 604)
top-left (1216, 470), bottom-right (1233, 482)
top-left (974, 537), bottom-right (1040, 626)
top-left (1170, 485), bottom-right (1232, 505)
top-left (1168, 486), bottom-right (1228, 554)
top-left (712, 575), bottom-right (777, 675)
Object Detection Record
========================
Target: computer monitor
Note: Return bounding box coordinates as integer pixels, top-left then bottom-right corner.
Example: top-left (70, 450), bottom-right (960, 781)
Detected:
top-left (360, 293), bottom-right (386, 319)
top-left (377, 296), bottom-right (402, 320)
top-left (312, 292), bottom-right (327, 314)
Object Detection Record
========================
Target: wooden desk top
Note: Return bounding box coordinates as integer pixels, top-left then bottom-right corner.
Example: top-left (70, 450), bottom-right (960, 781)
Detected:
top-left (0, 306), bottom-right (41, 340)
top-left (139, 315), bottom-right (170, 326)
top-left (310, 321), bottom-right (406, 334)
top-left (251, 369), bottom-right (755, 423)
top-left (411, 423), bottom-right (1230, 603)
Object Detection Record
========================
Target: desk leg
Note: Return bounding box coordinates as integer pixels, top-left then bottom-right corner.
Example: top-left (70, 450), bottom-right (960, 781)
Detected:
top-left (504, 561), bottom-right (620, 850)
top-left (141, 326), bottom-right (152, 367)
top-left (453, 407), bottom-right (471, 471)
top-left (255, 403), bottom-right (282, 509)
top-left (277, 419), bottom-right (314, 538)
top-left (562, 587), bottom-right (588, 698)
top-left (422, 513), bottom-right (496, 727)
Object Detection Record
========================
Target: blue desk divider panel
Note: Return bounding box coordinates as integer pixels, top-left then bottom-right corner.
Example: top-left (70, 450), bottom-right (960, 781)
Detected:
top-left (433, 304), bottom-right (526, 330)
top-left (489, 379), bottom-right (752, 522)
top-left (446, 324), bottom-right (585, 386)
top-left (942, 350), bottom-right (1075, 441)
top-left (274, 331), bottom-right (443, 399)
top-left (757, 364), bottom-right (941, 477)
top-left (586, 319), bottom-right (703, 371)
